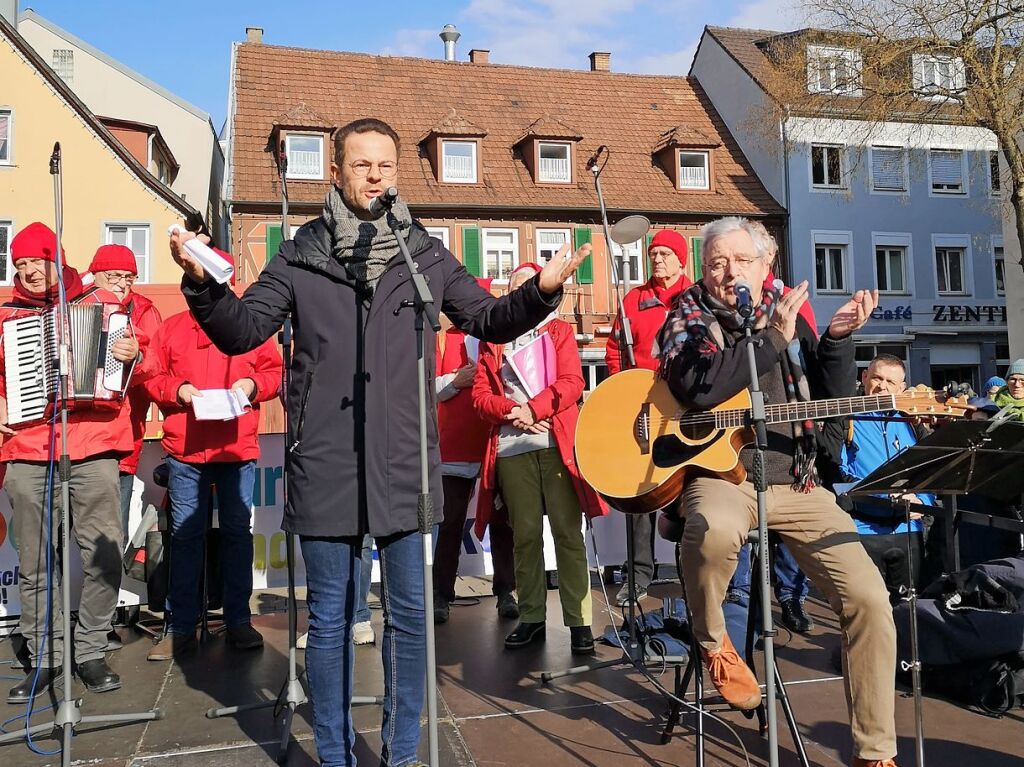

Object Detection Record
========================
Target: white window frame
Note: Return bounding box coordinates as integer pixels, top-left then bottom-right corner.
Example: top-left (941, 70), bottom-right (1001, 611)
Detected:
top-left (931, 233), bottom-right (973, 297)
top-left (610, 239), bottom-right (646, 285)
top-left (811, 230), bottom-right (853, 295)
top-left (104, 223), bottom-right (151, 284)
top-left (52, 49), bottom-right (74, 84)
top-left (868, 145), bottom-right (909, 195)
top-left (0, 109), bottom-right (12, 166)
top-left (913, 54), bottom-right (966, 100)
top-left (993, 234), bottom-right (1005, 296)
top-left (0, 219), bottom-right (13, 286)
top-left (425, 226), bottom-right (450, 249)
top-left (535, 228), bottom-right (572, 283)
top-left (284, 133), bottom-right (324, 180)
top-left (482, 227), bottom-right (519, 284)
top-left (536, 142), bottom-right (572, 184)
top-left (806, 45), bottom-right (862, 96)
top-left (988, 150), bottom-right (1001, 197)
top-left (870, 232), bottom-right (913, 295)
top-left (927, 148), bottom-right (968, 196)
top-left (441, 140), bottom-right (478, 184)
top-left (677, 150), bottom-right (710, 190)
top-left (809, 143), bottom-right (846, 190)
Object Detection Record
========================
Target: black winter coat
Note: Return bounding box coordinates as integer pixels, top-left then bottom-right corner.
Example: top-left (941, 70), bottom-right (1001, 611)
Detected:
top-left (183, 217), bottom-right (562, 537)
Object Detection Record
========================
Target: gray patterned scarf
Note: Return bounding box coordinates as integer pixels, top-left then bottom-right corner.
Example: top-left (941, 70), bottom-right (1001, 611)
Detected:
top-left (322, 185), bottom-right (412, 291)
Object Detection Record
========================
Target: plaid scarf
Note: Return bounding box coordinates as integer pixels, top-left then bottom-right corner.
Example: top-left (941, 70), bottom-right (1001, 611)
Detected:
top-left (658, 279), bottom-right (820, 491)
top-left (322, 186), bottom-right (412, 292)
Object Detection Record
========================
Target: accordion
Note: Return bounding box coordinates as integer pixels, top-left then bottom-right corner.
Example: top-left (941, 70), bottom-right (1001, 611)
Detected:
top-left (2, 300), bottom-right (132, 427)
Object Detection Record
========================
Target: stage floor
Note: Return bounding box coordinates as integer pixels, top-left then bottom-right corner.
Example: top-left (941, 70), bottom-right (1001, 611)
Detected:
top-left (0, 578), bottom-right (1021, 767)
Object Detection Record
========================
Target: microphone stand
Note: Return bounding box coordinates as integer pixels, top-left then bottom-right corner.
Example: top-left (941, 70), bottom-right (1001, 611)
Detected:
top-left (740, 297), bottom-right (780, 767)
top-left (386, 200), bottom-right (442, 767)
top-left (899, 497), bottom-right (926, 767)
top-left (0, 143), bottom-right (162, 766)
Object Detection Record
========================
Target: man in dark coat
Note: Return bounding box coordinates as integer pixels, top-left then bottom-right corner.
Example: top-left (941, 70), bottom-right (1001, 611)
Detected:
top-left (168, 118), bottom-right (590, 767)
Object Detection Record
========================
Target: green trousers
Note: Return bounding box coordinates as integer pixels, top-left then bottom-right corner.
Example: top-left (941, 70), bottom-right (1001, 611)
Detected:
top-left (496, 447), bottom-right (592, 626)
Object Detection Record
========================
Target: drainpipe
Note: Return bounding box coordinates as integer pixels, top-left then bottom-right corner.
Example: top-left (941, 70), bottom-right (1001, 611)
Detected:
top-left (781, 108), bottom-right (795, 289)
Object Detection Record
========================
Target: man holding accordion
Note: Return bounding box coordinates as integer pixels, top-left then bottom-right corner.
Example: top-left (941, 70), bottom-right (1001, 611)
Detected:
top-left (0, 222), bottom-right (140, 704)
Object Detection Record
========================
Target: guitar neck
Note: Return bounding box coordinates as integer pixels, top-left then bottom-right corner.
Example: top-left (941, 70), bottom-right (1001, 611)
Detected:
top-left (715, 394), bottom-right (898, 428)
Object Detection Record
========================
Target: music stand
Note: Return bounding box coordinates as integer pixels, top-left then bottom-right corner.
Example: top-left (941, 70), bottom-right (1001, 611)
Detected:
top-left (850, 418), bottom-right (1024, 767)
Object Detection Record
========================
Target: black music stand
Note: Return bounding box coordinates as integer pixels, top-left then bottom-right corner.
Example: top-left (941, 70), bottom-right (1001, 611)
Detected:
top-left (850, 418), bottom-right (1024, 767)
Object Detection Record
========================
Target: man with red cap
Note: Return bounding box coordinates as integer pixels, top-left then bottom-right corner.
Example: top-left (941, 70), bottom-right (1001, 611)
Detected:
top-left (141, 246), bottom-right (283, 661)
top-left (0, 222), bottom-right (140, 703)
top-left (604, 229), bottom-right (692, 605)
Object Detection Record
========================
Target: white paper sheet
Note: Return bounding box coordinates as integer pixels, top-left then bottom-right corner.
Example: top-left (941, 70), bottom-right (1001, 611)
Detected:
top-left (191, 388), bottom-right (252, 421)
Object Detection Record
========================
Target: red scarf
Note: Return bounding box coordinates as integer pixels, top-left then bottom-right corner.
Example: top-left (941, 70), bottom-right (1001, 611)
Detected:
top-left (12, 266), bottom-right (85, 307)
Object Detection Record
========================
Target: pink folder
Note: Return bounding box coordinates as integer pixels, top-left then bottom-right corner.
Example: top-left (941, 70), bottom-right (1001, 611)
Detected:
top-left (506, 332), bottom-right (556, 398)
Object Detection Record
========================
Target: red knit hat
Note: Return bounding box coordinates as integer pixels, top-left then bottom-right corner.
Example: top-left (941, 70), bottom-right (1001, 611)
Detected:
top-left (89, 244), bottom-right (138, 275)
top-left (648, 230), bottom-right (688, 267)
top-left (10, 222), bottom-right (65, 264)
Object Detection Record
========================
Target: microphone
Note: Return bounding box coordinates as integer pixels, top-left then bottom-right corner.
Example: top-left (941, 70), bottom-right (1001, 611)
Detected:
top-left (735, 280), bottom-right (753, 318)
top-left (585, 145), bottom-right (607, 171)
top-left (367, 186), bottom-right (399, 218)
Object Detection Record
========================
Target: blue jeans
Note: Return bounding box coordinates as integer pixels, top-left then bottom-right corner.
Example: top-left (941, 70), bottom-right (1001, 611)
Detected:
top-left (165, 456), bottom-right (256, 634)
top-left (356, 535), bottom-right (372, 624)
top-left (773, 541), bottom-right (810, 603)
top-left (301, 530), bottom-right (425, 767)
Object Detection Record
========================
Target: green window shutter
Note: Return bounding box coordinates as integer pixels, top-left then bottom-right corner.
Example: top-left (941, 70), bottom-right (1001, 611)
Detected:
top-left (265, 224), bottom-right (283, 266)
top-left (645, 233), bottom-right (653, 279)
top-left (461, 227), bottom-right (482, 277)
top-left (690, 236), bottom-right (703, 281)
top-left (574, 226), bottom-right (593, 284)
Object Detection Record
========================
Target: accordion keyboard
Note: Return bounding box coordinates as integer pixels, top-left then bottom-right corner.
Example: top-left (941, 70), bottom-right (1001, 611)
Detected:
top-left (3, 314), bottom-right (49, 426)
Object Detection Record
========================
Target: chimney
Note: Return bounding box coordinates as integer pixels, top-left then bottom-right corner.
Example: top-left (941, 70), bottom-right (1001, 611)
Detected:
top-left (439, 24), bottom-right (460, 62)
top-left (246, 26), bottom-right (263, 44)
top-left (0, 0), bottom-right (18, 29)
top-left (469, 49), bottom-right (490, 65)
top-left (589, 51), bottom-right (610, 72)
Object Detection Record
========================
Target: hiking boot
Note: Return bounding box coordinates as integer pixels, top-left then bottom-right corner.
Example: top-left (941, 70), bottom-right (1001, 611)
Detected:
top-left (780, 599), bottom-right (814, 634)
top-left (570, 626), bottom-right (596, 655)
top-left (702, 634), bottom-right (761, 711)
top-left (226, 623), bottom-right (264, 650)
top-left (77, 658), bottom-right (121, 693)
top-left (615, 583), bottom-right (648, 607)
top-left (496, 592), bottom-right (520, 620)
top-left (7, 667), bottom-right (63, 704)
top-left (852, 760), bottom-right (898, 767)
top-left (147, 632), bottom-right (197, 662)
top-left (504, 621), bottom-right (545, 649)
top-left (353, 621), bottom-right (375, 645)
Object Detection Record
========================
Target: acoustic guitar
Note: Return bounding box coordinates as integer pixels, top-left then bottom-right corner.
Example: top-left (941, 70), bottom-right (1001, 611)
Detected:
top-left (575, 368), bottom-right (972, 514)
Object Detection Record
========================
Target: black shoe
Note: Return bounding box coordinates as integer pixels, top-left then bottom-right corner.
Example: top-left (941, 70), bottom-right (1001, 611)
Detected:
top-left (780, 599), bottom-right (814, 635)
top-left (434, 596), bottom-right (450, 625)
top-left (7, 667), bottom-right (63, 704)
top-left (226, 623), bottom-right (264, 650)
top-left (77, 659), bottom-right (121, 693)
top-left (496, 592), bottom-right (520, 620)
top-left (615, 583), bottom-right (648, 607)
top-left (105, 629), bottom-right (124, 651)
top-left (570, 626), bottom-right (595, 655)
top-left (504, 621), bottom-right (545, 649)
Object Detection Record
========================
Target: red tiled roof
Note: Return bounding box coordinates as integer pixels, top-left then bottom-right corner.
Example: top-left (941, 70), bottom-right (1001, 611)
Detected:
top-left (230, 44), bottom-right (784, 216)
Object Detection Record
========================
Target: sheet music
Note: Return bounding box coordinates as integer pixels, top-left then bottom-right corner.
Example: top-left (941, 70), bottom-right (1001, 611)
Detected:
top-left (191, 389), bottom-right (252, 421)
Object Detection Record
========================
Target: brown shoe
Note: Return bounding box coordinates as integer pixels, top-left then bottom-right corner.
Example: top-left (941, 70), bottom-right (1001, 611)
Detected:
top-left (147, 632), bottom-right (197, 662)
top-left (852, 760), bottom-right (898, 767)
top-left (702, 634), bottom-right (761, 710)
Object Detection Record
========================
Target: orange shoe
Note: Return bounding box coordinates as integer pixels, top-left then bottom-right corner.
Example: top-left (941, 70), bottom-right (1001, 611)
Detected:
top-left (852, 760), bottom-right (898, 767)
top-left (701, 634), bottom-right (761, 710)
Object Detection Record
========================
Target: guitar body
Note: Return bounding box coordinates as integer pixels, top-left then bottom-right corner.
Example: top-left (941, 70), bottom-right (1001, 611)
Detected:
top-left (575, 369), bottom-right (752, 514)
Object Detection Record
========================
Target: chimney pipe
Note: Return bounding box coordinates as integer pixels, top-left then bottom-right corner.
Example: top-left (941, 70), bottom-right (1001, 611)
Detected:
top-left (439, 24), bottom-right (460, 62)
top-left (589, 51), bottom-right (610, 72)
top-left (246, 26), bottom-right (263, 44)
top-left (469, 49), bottom-right (490, 65)
top-left (0, 0), bottom-right (18, 29)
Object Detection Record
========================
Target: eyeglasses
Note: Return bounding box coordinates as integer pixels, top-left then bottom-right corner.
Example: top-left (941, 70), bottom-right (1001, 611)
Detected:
top-left (1008, 377), bottom-right (1024, 386)
top-left (348, 161), bottom-right (398, 178)
top-left (704, 255), bottom-right (761, 276)
top-left (102, 273), bottom-right (136, 285)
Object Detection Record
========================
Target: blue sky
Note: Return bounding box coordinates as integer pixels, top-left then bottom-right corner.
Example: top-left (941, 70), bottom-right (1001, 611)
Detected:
top-left (23, 0), bottom-right (806, 129)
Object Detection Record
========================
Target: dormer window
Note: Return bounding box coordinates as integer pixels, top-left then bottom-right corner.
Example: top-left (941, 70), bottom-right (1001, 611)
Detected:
top-left (807, 45), bottom-right (861, 95)
top-left (678, 151), bottom-right (710, 190)
top-left (537, 142), bottom-right (571, 183)
top-left (441, 140), bottom-right (478, 183)
top-left (286, 133), bottom-right (324, 180)
top-left (913, 54), bottom-right (966, 99)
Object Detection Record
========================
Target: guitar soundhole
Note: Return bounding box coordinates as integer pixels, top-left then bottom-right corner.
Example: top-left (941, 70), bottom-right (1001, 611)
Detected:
top-left (678, 419), bottom-right (716, 443)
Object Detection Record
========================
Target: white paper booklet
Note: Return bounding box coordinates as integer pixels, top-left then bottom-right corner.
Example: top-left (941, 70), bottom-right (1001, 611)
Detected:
top-left (191, 389), bottom-right (252, 421)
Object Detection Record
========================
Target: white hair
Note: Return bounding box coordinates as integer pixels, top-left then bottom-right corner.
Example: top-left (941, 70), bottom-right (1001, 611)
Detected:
top-left (700, 217), bottom-right (771, 263)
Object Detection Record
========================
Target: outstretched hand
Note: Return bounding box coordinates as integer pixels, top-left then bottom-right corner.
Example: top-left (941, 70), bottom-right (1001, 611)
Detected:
top-left (169, 228), bottom-right (209, 283)
top-left (537, 242), bottom-right (592, 296)
top-left (828, 289), bottom-right (878, 339)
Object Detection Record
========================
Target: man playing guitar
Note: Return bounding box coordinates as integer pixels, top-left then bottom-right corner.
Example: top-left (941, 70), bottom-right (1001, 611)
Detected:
top-left (657, 217), bottom-right (898, 767)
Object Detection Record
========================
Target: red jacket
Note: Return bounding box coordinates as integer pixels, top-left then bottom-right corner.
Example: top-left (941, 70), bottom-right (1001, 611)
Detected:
top-left (119, 291), bottom-right (162, 474)
top-left (436, 328), bottom-right (489, 463)
top-left (471, 318), bottom-right (607, 538)
top-left (605, 275), bottom-right (691, 374)
top-left (142, 310), bottom-right (282, 463)
top-left (0, 274), bottom-right (134, 463)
